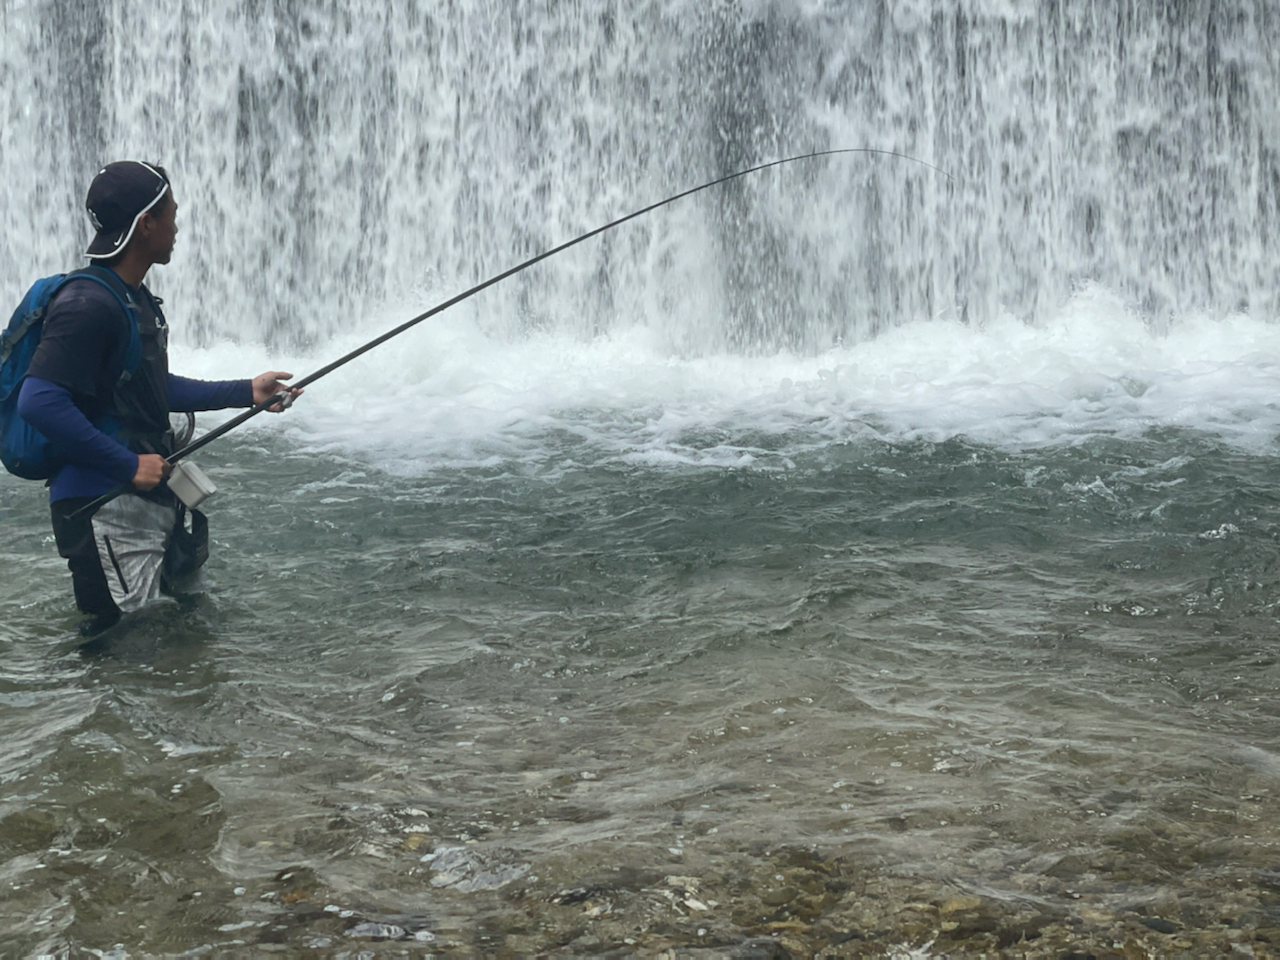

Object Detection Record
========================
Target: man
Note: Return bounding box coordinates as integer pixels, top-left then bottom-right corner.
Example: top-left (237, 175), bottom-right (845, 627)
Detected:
top-left (17, 160), bottom-right (299, 634)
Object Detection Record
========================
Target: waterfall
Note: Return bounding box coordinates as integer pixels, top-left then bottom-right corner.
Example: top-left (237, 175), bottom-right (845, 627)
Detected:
top-left (3, 0), bottom-right (1278, 354)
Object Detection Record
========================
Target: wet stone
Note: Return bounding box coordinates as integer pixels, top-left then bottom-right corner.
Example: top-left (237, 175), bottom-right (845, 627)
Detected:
top-left (948, 913), bottom-right (1000, 939)
top-left (1140, 916), bottom-right (1181, 935)
top-left (348, 920), bottom-right (407, 939)
top-left (401, 832), bottom-right (428, 851)
top-left (1046, 854), bottom-right (1097, 879)
top-left (726, 938), bottom-right (793, 959)
top-left (998, 912), bottom-right (1059, 945)
top-left (940, 894), bottom-right (984, 915)
top-left (549, 886), bottom-right (602, 905)
top-left (0, 810), bottom-right (58, 857)
top-left (271, 865), bottom-right (323, 904)
top-left (760, 886), bottom-right (799, 907)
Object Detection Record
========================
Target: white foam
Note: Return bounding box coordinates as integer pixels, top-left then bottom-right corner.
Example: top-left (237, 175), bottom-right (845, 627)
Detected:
top-left (170, 285), bottom-right (1279, 474)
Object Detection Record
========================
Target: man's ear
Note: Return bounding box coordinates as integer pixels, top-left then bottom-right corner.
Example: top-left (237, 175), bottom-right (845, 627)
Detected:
top-left (136, 212), bottom-right (161, 246)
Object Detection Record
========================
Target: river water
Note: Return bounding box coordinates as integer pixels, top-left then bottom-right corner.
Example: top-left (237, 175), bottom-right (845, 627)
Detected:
top-left (3, 1), bottom-right (1280, 955)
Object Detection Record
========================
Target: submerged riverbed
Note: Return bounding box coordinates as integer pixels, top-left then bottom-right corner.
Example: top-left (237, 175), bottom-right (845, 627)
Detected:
top-left (2, 313), bottom-right (1278, 954)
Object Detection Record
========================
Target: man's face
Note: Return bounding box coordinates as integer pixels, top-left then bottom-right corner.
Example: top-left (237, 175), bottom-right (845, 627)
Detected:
top-left (146, 192), bottom-right (179, 265)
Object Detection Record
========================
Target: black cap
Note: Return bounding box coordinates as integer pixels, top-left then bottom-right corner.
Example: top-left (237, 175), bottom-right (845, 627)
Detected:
top-left (85, 161), bottom-right (170, 260)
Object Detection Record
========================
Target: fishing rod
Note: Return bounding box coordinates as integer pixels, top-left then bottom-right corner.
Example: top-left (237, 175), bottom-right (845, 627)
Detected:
top-left (76, 147), bottom-right (952, 515)
top-left (170, 147), bottom-right (951, 462)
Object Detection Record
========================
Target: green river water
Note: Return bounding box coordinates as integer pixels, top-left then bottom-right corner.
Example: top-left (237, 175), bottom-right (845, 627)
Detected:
top-left (2, 419), bottom-right (1277, 954)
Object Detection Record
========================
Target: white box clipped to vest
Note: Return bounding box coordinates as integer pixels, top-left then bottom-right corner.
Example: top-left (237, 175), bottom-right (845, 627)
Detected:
top-left (168, 461), bottom-right (216, 510)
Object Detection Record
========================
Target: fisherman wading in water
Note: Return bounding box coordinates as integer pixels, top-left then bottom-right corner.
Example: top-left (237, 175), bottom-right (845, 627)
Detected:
top-left (16, 161), bottom-right (299, 635)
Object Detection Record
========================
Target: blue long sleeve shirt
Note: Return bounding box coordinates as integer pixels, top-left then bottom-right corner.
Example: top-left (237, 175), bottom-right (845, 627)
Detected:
top-left (18, 374), bottom-right (252, 501)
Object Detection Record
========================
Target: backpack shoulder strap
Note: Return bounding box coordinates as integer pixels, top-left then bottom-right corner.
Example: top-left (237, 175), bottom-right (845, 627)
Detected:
top-left (1, 274), bottom-right (71, 366)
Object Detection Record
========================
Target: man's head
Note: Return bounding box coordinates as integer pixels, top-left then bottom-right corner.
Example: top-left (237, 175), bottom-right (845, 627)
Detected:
top-left (85, 161), bottom-right (177, 265)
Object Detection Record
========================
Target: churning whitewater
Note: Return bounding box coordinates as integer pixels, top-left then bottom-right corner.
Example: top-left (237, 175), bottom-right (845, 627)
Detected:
top-left (1, 1), bottom-right (1279, 955)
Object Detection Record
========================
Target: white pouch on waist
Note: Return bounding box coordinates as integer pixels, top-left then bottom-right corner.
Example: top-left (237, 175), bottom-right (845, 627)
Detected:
top-left (167, 461), bottom-right (217, 510)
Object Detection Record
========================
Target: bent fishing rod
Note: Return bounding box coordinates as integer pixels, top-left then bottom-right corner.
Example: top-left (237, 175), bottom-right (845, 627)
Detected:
top-left (76, 147), bottom-right (952, 515)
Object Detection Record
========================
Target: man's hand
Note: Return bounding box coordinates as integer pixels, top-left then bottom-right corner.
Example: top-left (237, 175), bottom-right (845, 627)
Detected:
top-left (252, 370), bottom-right (303, 412)
top-left (132, 454), bottom-right (172, 491)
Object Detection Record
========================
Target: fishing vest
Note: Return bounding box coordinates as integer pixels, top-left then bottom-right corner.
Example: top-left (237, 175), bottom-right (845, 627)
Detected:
top-left (104, 281), bottom-right (175, 458)
top-left (49, 270), bottom-right (178, 462)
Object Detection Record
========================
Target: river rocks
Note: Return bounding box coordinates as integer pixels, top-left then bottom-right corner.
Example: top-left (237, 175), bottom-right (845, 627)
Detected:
top-left (213, 841), bottom-right (1280, 954)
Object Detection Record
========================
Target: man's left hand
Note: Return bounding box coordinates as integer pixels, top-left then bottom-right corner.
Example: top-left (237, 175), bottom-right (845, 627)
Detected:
top-left (252, 370), bottom-right (303, 412)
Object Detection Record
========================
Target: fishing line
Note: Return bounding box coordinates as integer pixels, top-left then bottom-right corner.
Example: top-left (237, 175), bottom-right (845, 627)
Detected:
top-left (74, 147), bottom-right (952, 515)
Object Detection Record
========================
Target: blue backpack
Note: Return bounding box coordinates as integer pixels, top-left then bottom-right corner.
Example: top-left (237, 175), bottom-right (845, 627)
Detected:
top-left (0, 266), bottom-right (142, 480)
